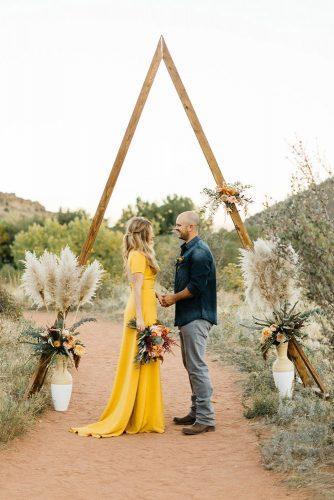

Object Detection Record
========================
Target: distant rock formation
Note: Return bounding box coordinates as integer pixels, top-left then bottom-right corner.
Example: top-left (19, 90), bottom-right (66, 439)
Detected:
top-left (0, 192), bottom-right (54, 223)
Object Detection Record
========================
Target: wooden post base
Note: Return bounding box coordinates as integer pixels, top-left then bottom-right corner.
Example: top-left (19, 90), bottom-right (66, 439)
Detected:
top-left (288, 338), bottom-right (326, 394)
top-left (24, 352), bottom-right (53, 399)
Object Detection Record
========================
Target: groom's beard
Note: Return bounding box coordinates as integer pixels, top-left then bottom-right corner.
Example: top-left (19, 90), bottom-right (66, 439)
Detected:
top-left (176, 229), bottom-right (189, 241)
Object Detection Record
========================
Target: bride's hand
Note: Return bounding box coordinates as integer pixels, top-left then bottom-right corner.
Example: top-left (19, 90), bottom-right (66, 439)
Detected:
top-left (156, 293), bottom-right (163, 306)
top-left (136, 318), bottom-right (145, 332)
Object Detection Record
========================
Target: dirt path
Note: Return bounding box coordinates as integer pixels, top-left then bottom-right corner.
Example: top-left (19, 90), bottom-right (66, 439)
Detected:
top-left (0, 312), bottom-right (309, 500)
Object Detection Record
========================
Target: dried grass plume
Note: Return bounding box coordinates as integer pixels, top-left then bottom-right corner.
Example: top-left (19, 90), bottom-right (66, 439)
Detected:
top-left (240, 239), bottom-right (300, 314)
top-left (21, 246), bottom-right (104, 314)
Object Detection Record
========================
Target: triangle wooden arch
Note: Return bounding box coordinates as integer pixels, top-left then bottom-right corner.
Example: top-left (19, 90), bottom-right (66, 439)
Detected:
top-left (77, 35), bottom-right (253, 266)
top-left (25, 36), bottom-right (326, 397)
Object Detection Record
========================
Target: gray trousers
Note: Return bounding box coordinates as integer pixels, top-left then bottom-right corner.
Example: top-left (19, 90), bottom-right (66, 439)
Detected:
top-left (179, 319), bottom-right (215, 426)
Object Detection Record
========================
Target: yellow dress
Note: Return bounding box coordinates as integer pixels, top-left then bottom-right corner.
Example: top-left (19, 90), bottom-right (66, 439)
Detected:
top-left (70, 250), bottom-right (165, 437)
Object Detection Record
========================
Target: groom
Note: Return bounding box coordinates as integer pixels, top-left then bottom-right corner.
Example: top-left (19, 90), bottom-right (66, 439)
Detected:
top-left (161, 211), bottom-right (217, 435)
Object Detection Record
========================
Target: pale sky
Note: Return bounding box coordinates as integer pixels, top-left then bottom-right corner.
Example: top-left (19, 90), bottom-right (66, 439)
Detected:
top-left (1, 0), bottom-right (334, 228)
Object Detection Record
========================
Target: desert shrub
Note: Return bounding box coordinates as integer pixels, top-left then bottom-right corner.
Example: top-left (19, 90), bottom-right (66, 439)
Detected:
top-left (0, 285), bottom-right (22, 320)
top-left (155, 234), bottom-right (179, 291)
top-left (221, 263), bottom-right (244, 292)
top-left (0, 317), bottom-right (50, 445)
top-left (244, 393), bottom-right (279, 419)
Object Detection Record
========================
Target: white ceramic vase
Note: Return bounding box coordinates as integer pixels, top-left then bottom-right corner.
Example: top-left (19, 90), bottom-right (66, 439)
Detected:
top-left (272, 342), bottom-right (294, 399)
top-left (51, 355), bottom-right (73, 411)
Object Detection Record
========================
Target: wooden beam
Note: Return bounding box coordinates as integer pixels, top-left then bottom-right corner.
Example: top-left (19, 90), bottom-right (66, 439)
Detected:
top-left (161, 37), bottom-right (253, 250)
top-left (23, 352), bottom-right (53, 399)
top-left (287, 338), bottom-right (312, 387)
top-left (78, 37), bottom-right (163, 266)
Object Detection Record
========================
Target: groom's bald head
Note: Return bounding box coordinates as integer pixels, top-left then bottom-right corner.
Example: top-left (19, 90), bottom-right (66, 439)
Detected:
top-left (177, 211), bottom-right (200, 226)
top-left (175, 211), bottom-right (200, 242)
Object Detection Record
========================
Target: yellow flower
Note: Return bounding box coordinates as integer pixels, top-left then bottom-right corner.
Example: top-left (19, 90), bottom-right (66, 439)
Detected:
top-left (74, 345), bottom-right (85, 356)
top-left (53, 340), bottom-right (61, 348)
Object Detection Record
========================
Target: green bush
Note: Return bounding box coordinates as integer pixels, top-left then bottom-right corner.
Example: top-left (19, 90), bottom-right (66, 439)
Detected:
top-left (11, 217), bottom-right (123, 277)
top-left (221, 263), bottom-right (244, 292)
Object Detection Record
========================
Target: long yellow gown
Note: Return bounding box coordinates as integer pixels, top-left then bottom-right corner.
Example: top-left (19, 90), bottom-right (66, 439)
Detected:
top-left (69, 250), bottom-right (165, 437)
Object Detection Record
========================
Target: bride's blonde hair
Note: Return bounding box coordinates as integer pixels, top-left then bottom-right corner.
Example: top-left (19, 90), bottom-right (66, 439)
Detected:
top-left (123, 217), bottom-right (160, 273)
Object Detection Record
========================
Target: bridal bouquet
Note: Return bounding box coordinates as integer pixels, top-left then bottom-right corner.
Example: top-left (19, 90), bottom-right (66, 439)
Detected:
top-left (128, 319), bottom-right (177, 364)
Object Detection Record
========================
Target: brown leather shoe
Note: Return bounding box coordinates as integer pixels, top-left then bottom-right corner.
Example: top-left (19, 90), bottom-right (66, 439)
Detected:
top-left (182, 423), bottom-right (215, 435)
top-left (173, 414), bottom-right (196, 426)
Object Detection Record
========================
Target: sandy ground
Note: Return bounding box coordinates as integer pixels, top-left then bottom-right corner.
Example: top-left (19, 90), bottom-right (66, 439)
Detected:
top-left (0, 312), bottom-right (310, 500)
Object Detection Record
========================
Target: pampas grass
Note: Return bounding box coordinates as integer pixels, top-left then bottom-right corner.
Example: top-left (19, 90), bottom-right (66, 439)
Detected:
top-left (21, 246), bottom-right (104, 314)
top-left (78, 260), bottom-right (104, 306)
top-left (21, 251), bottom-right (47, 308)
top-left (240, 239), bottom-right (300, 314)
top-left (39, 250), bottom-right (58, 308)
top-left (55, 246), bottom-right (81, 314)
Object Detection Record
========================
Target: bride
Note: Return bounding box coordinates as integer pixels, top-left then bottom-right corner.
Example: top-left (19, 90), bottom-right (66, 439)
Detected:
top-left (70, 216), bottom-right (164, 437)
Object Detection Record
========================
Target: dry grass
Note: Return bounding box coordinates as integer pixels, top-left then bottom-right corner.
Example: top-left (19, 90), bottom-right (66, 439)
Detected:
top-left (0, 316), bottom-right (50, 447)
top-left (208, 292), bottom-right (334, 498)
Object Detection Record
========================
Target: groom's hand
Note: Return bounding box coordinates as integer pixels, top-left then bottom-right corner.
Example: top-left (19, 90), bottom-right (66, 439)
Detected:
top-left (161, 294), bottom-right (176, 307)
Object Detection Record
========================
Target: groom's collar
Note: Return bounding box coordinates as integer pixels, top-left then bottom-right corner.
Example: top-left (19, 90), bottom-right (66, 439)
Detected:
top-left (181, 235), bottom-right (200, 253)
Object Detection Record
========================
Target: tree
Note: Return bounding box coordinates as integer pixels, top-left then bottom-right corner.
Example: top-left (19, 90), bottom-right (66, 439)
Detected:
top-left (113, 194), bottom-right (195, 235)
top-left (56, 208), bottom-right (88, 225)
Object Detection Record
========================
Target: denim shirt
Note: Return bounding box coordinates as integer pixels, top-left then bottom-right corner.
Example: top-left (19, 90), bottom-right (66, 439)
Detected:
top-left (174, 236), bottom-right (217, 327)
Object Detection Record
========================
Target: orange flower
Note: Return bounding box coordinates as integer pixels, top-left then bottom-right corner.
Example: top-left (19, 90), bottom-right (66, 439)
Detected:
top-left (63, 334), bottom-right (76, 349)
top-left (260, 327), bottom-right (272, 344)
top-left (53, 340), bottom-right (61, 348)
top-left (74, 345), bottom-right (85, 356)
top-left (276, 333), bottom-right (287, 343)
top-left (218, 184), bottom-right (238, 196)
top-left (262, 327), bottom-right (272, 338)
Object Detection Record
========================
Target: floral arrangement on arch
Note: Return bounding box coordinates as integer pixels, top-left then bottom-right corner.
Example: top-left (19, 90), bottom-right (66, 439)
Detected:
top-left (240, 239), bottom-right (321, 357)
top-left (20, 246), bottom-right (104, 367)
top-left (247, 301), bottom-right (320, 359)
top-left (20, 316), bottom-right (97, 368)
top-left (201, 181), bottom-right (253, 219)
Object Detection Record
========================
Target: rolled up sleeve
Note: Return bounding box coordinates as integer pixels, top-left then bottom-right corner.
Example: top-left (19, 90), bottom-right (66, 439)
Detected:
top-left (186, 249), bottom-right (211, 296)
